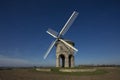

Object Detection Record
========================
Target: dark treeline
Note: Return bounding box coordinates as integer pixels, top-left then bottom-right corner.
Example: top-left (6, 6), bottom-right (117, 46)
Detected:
top-left (78, 64), bottom-right (120, 67)
top-left (0, 64), bottom-right (120, 70)
top-left (0, 66), bottom-right (54, 70)
top-left (0, 67), bottom-right (34, 70)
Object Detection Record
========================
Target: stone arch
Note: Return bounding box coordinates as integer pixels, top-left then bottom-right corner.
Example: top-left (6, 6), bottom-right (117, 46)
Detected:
top-left (59, 54), bottom-right (65, 67)
top-left (69, 55), bottom-right (74, 67)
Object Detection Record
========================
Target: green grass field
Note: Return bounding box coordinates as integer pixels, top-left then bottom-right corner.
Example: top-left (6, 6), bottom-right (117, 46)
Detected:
top-left (34, 67), bottom-right (108, 76)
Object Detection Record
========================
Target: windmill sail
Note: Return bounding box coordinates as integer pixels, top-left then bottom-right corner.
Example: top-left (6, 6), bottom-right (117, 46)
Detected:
top-left (44, 11), bottom-right (79, 60)
top-left (59, 39), bottom-right (78, 52)
top-left (44, 39), bottom-right (57, 59)
top-left (58, 11), bottom-right (79, 37)
top-left (47, 28), bottom-right (58, 38)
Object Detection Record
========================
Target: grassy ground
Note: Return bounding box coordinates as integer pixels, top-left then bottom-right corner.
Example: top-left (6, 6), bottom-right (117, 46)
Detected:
top-left (0, 67), bottom-right (120, 80)
top-left (48, 67), bottom-right (108, 76)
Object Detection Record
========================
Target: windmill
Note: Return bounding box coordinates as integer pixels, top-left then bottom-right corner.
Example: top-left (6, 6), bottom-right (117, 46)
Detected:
top-left (44, 11), bottom-right (79, 67)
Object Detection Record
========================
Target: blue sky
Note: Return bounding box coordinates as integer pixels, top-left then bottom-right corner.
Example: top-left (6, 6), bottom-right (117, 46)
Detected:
top-left (0, 0), bottom-right (120, 67)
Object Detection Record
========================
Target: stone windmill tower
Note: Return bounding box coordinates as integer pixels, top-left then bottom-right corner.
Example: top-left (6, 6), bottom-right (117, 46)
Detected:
top-left (55, 40), bottom-right (75, 67)
top-left (43, 11), bottom-right (79, 68)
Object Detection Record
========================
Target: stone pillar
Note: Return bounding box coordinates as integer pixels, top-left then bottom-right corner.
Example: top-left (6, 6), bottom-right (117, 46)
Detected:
top-left (65, 56), bottom-right (69, 67)
top-left (56, 55), bottom-right (60, 67)
top-left (71, 56), bottom-right (74, 68)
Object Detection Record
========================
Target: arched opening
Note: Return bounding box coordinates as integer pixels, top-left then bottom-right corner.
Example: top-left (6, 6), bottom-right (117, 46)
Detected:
top-left (69, 55), bottom-right (73, 67)
top-left (59, 54), bottom-right (65, 67)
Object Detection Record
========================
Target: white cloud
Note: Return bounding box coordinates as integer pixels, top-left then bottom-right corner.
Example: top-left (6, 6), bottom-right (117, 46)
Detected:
top-left (0, 55), bottom-right (35, 67)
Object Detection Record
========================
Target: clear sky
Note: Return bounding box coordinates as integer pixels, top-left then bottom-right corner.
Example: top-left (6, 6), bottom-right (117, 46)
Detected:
top-left (0, 0), bottom-right (120, 67)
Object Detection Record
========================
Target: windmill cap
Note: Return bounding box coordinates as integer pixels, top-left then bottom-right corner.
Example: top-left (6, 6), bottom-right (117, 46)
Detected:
top-left (55, 39), bottom-right (75, 46)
